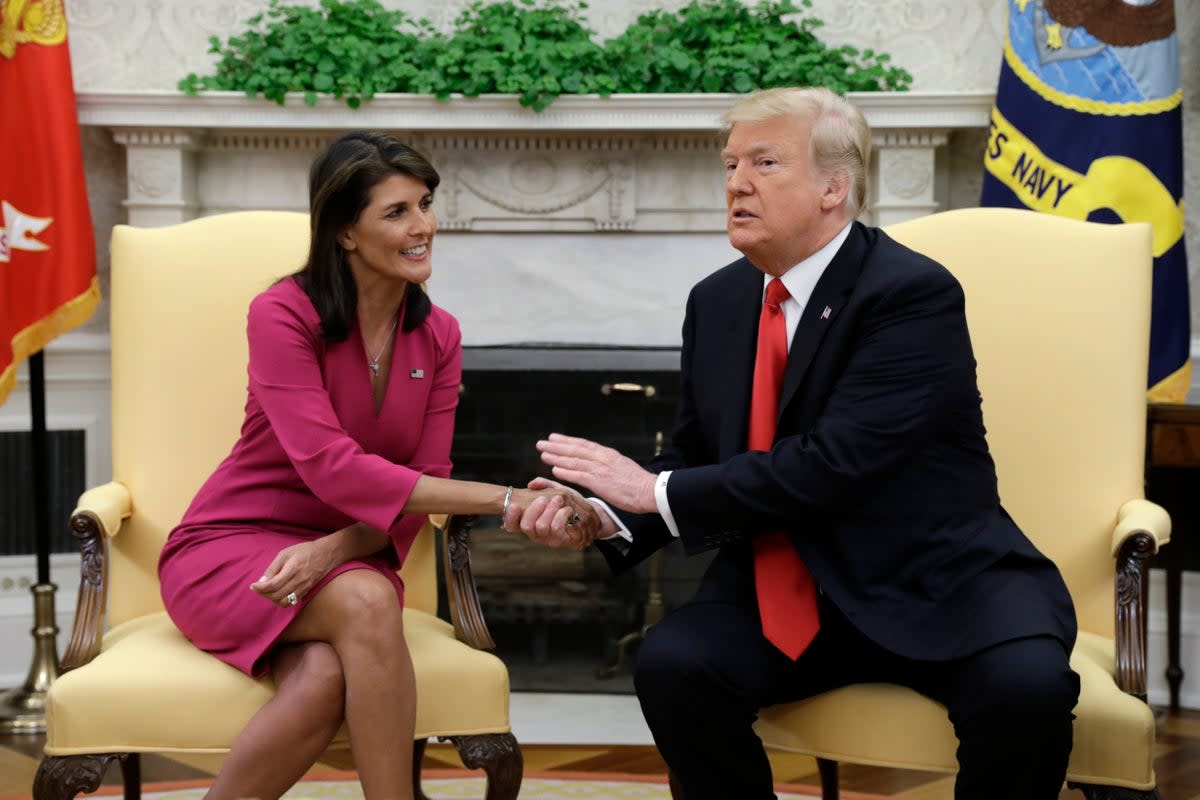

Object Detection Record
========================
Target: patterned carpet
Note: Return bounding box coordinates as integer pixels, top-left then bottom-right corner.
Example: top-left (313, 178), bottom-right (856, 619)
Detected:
top-left (0, 770), bottom-right (870, 800)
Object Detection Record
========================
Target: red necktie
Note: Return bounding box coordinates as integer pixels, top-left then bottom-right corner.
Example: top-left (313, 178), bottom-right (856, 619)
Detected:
top-left (748, 278), bottom-right (820, 659)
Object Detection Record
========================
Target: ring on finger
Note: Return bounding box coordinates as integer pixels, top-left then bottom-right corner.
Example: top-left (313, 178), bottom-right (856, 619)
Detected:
top-left (286, 591), bottom-right (298, 606)
top-left (564, 512), bottom-right (581, 528)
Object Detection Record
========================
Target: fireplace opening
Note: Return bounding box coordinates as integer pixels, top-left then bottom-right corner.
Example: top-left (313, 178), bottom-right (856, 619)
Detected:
top-left (0, 429), bottom-right (86, 556)
top-left (445, 350), bottom-right (715, 693)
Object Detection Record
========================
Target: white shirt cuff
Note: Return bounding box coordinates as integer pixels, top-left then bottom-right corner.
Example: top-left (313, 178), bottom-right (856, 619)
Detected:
top-left (588, 497), bottom-right (632, 543)
top-left (654, 470), bottom-right (681, 538)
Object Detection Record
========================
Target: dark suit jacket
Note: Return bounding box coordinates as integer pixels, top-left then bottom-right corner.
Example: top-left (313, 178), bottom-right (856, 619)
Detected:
top-left (602, 222), bottom-right (1077, 661)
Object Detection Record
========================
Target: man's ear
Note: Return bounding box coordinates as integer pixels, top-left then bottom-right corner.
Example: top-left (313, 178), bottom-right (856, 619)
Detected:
top-left (820, 171), bottom-right (851, 211)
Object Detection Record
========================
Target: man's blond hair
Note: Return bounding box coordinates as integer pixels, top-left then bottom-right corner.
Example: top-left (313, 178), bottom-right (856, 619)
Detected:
top-left (722, 87), bottom-right (871, 218)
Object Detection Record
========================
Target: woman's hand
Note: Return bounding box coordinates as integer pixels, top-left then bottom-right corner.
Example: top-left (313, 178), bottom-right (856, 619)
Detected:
top-left (250, 539), bottom-right (337, 607)
top-left (503, 484), bottom-right (603, 548)
top-left (515, 477), bottom-right (620, 547)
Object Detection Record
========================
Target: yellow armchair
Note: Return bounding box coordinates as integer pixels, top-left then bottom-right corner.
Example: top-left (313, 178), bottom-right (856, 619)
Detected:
top-left (33, 212), bottom-right (521, 800)
top-left (741, 208), bottom-right (1168, 799)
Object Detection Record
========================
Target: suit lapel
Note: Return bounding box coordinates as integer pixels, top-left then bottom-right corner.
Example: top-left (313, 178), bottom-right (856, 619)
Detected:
top-left (777, 223), bottom-right (869, 421)
top-left (718, 261), bottom-right (765, 459)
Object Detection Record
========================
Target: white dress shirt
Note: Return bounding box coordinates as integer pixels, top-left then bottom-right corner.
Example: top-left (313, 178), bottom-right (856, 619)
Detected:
top-left (596, 221), bottom-right (853, 544)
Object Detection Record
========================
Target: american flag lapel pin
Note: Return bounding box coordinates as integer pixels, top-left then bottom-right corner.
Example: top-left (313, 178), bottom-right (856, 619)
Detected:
top-left (410, 368), bottom-right (425, 379)
top-left (819, 306), bottom-right (832, 320)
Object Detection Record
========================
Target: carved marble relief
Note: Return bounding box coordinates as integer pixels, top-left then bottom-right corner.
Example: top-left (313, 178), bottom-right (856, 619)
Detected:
top-left (425, 136), bottom-right (639, 232)
top-left (112, 129), bottom-right (201, 225)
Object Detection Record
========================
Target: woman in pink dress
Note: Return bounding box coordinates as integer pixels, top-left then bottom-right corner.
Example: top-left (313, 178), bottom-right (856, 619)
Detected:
top-left (158, 131), bottom-right (599, 800)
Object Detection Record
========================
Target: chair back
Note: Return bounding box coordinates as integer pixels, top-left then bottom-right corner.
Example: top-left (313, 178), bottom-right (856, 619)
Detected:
top-left (884, 207), bottom-right (1153, 638)
top-left (106, 211), bottom-right (438, 627)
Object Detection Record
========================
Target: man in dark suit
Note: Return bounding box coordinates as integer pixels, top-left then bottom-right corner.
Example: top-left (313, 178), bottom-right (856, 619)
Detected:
top-left (507, 87), bottom-right (1079, 800)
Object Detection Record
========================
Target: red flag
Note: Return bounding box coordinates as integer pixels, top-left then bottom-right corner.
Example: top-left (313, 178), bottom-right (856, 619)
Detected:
top-left (0, 1), bottom-right (100, 406)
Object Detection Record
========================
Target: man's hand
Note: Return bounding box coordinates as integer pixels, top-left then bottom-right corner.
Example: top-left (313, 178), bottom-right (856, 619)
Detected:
top-left (536, 433), bottom-right (658, 514)
top-left (250, 539), bottom-right (336, 607)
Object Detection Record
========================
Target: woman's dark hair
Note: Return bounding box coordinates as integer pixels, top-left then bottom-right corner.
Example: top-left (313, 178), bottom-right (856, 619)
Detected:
top-left (295, 131), bottom-right (441, 341)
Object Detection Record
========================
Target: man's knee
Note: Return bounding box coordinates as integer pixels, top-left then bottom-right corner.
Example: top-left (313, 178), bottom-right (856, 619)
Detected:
top-left (946, 638), bottom-right (1078, 796)
top-left (633, 609), bottom-right (747, 710)
top-left (634, 618), bottom-right (699, 703)
top-left (953, 637), bottom-right (1079, 734)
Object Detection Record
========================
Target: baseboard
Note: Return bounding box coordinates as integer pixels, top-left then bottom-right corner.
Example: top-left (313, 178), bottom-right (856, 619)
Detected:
top-left (1146, 567), bottom-right (1198, 708)
top-left (0, 554), bottom-right (81, 687)
top-left (509, 692), bottom-right (652, 745)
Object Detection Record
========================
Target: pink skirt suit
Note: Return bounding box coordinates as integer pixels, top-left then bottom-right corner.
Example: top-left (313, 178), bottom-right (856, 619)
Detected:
top-left (158, 277), bottom-right (462, 677)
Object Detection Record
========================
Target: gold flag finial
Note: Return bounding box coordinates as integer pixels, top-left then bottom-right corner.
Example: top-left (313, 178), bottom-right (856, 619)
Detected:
top-left (1, 0), bottom-right (68, 60)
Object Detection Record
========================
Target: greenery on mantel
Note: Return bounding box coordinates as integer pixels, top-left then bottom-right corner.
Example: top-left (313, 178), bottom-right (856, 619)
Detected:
top-left (178, 0), bottom-right (913, 112)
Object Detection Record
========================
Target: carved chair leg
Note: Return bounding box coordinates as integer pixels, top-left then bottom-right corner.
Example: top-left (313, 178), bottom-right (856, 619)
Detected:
top-left (445, 732), bottom-right (523, 800)
top-left (33, 754), bottom-right (126, 800)
top-left (120, 752), bottom-right (141, 800)
top-left (1067, 782), bottom-right (1161, 800)
top-left (412, 738), bottom-right (431, 800)
top-left (816, 758), bottom-right (839, 800)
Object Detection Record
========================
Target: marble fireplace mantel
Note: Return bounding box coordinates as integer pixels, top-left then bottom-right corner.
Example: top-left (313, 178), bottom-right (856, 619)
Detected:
top-left (77, 90), bottom-right (994, 230)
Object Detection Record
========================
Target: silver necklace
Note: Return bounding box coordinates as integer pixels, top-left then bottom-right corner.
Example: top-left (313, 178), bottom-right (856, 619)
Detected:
top-left (367, 317), bottom-right (399, 378)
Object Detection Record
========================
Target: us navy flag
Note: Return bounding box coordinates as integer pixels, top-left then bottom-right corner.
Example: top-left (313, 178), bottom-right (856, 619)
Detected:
top-left (981, 0), bottom-right (1191, 402)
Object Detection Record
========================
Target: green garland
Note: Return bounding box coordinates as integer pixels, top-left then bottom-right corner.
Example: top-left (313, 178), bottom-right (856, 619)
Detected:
top-left (178, 0), bottom-right (913, 112)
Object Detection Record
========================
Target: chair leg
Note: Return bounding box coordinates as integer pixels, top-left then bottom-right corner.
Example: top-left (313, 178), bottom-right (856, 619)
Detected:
top-left (445, 732), bottom-right (523, 800)
top-left (1067, 783), bottom-right (1160, 799)
top-left (412, 738), bottom-right (431, 800)
top-left (33, 753), bottom-right (126, 800)
top-left (120, 752), bottom-right (141, 800)
top-left (815, 758), bottom-right (839, 800)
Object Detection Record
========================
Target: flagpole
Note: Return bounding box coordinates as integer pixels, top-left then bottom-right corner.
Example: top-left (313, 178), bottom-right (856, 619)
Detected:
top-left (0, 351), bottom-right (61, 733)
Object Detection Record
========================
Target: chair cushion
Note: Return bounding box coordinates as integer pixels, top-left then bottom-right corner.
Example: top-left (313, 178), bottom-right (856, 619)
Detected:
top-left (44, 609), bottom-right (510, 755)
top-left (753, 632), bottom-right (1155, 790)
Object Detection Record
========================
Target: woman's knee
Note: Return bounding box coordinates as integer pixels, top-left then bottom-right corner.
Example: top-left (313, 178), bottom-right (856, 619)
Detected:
top-left (319, 571), bottom-right (406, 649)
top-left (320, 571), bottom-right (404, 624)
top-left (275, 642), bottom-right (346, 723)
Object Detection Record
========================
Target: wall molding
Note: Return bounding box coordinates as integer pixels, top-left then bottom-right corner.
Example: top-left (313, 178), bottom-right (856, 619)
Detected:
top-left (75, 90), bottom-right (995, 133)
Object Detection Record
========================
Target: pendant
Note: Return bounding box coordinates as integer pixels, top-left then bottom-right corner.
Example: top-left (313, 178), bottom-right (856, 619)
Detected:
top-left (369, 360), bottom-right (380, 376)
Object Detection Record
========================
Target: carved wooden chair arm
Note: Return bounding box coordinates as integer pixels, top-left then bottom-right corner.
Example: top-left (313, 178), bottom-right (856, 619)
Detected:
top-left (438, 513), bottom-right (497, 650)
top-left (1111, 499), bottom-right (1171, 555)
top-left (1111, 498), bottom-right (1171, 701)
top-left (60, 482), bottom-right (132, 673)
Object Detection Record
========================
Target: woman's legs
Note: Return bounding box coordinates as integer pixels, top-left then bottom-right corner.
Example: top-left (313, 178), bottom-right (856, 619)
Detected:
top-left (279, 569), bottom-right (416, 800)
top-left (204, 641), bottom-right (346, 800)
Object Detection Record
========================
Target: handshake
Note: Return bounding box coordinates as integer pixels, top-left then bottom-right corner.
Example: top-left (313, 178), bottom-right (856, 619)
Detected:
top-left (498, 433), bottom-right (660, 549)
